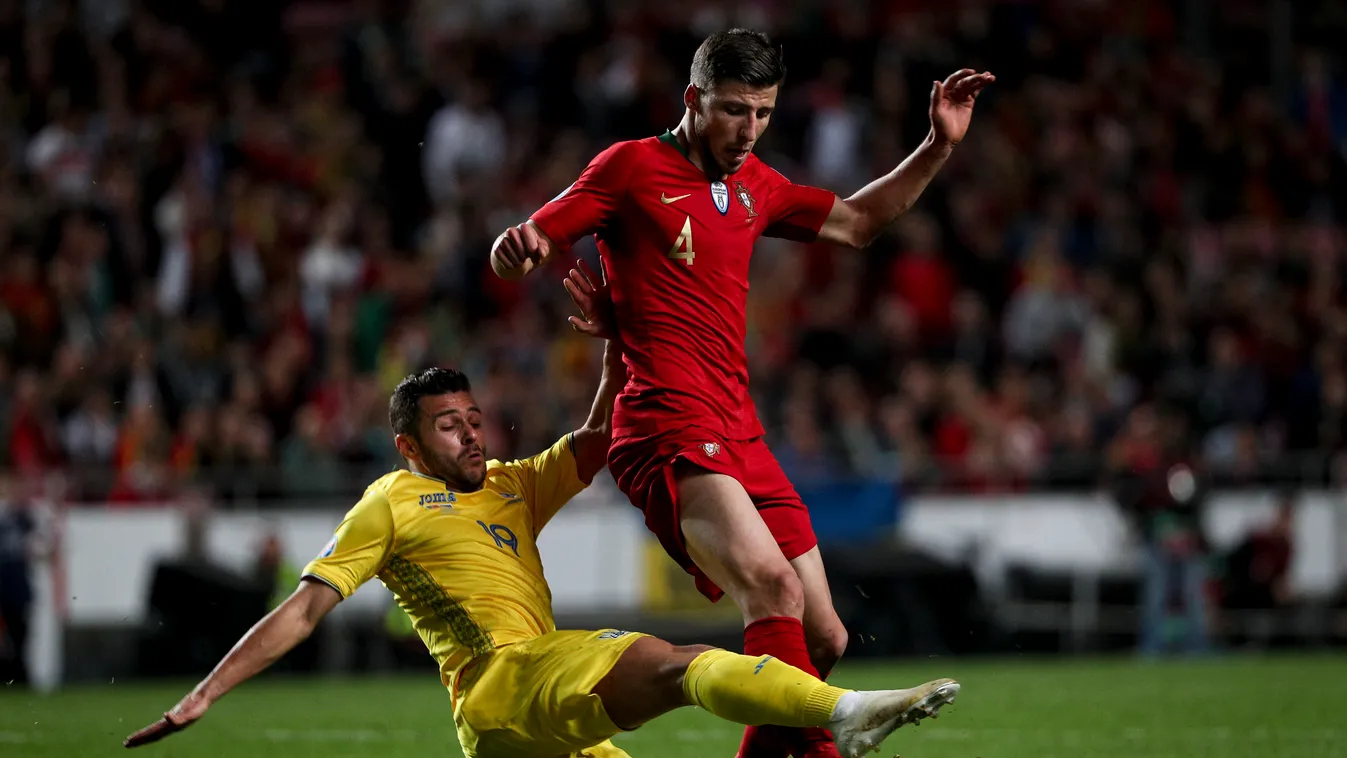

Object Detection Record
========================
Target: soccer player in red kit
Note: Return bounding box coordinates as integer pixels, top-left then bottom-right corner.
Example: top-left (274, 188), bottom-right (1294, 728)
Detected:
top-left (493, 29), bottom-right (992, 758)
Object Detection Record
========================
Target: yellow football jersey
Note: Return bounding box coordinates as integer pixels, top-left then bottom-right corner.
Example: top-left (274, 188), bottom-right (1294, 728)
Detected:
top-left (302, 434), bottom-right (587, 686)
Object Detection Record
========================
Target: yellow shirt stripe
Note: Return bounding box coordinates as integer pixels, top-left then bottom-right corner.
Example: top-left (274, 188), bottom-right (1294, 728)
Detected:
top-left (383, 554), bottom-right (495, 657)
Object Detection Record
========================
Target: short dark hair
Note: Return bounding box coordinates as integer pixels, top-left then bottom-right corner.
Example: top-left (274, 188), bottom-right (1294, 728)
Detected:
top-left (690, 29), bottom-right (786, 93)
top-left (389, 368), bottom-right (472, 438)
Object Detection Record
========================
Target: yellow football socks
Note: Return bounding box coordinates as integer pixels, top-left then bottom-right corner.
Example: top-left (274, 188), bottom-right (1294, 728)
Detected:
top-left (681, 649), bottom-right (847, 727)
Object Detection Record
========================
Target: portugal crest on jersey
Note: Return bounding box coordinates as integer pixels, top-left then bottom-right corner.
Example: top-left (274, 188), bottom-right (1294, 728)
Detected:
top-left (734, 181), bottom-right (758, 218)
top-left (703, 442), bottom-right (721, 457)
top-left (710, 181), bottom-right (730, 215)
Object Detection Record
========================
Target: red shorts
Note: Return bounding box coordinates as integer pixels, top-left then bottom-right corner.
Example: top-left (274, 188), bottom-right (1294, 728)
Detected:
top-left (607, 428), bottom-right (818, 602)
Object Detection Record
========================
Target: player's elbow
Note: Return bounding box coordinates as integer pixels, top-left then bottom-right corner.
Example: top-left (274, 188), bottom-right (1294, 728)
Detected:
top-left (832, 205), bottom-right (880, 250)
top-left (571, 426), bottom-right (612, 484)
top-left (290, 578), bottom-right (342, 630)
top-left (854, 208), bottom-right (910, 249)
top-left (836, 221), bottom-right (874, 250)
top-left (841, 201), bottom-right (913, 249)
top-left (841, 226), bottom-right (871, 250)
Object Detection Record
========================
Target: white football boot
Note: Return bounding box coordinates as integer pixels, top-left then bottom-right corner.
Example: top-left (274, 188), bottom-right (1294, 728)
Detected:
top-left (828, 678), bottom-right (961, 758)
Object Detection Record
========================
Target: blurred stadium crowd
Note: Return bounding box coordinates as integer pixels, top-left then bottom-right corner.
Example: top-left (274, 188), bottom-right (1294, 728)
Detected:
top-left (3, 0), bottom-right (1347, 503)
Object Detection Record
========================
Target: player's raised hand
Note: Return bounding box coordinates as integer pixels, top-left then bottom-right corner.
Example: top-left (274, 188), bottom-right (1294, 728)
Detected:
top-left (565, 259), bottom-right (615, 340)
top-left (929, 68), bottom-right (995, 147)
top-left (124, 690), bottom-right (211, 748)
top-left (491, 221), bottom-right (553, 280)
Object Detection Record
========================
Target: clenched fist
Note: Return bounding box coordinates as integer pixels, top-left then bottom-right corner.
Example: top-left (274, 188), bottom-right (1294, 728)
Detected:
top-left (491, 221), bottom-right (555, 280)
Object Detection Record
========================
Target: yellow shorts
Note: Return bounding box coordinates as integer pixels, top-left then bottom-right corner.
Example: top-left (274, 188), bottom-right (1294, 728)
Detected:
top-left (453, 629), bottom-right (647, 758)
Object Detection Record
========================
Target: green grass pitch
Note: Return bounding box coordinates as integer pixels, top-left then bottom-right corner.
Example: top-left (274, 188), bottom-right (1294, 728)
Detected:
top-left (3, 654), bottom-right (1344, 757)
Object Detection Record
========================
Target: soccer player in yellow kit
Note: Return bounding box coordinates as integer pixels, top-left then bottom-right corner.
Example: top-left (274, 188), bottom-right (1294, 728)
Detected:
top-left (123, 265), bottom-right (959, 758)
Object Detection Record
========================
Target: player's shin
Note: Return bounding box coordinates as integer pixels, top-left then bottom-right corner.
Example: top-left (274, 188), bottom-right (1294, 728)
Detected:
top-left (737, 616), bottom-right (841, 757)
top-left (682, 649), bottom-right (847, 728)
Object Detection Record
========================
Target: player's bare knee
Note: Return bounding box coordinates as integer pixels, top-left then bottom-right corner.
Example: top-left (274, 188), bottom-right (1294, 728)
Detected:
top-left (665, 644), bottom-right (715, 694)
top-left (742, 564), bottom-right (804, 619)
top-left (666, 643), bottom-right (715, 671)
top-left (808, 624), bottom-right (848, 672)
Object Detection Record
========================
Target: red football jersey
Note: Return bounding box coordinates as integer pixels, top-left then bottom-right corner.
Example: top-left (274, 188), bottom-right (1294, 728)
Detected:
top-left (531, 132), bottom-right (835, 440)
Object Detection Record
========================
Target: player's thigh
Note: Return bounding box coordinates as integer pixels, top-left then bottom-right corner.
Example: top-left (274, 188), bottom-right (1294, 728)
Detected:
top-left (675, 467), bottom-right (802, 614)
top-left (741, 439), bottom-right (844, 662)
top-left (457, 630), bottom-right (645, 758)
top-left (592, 635), bottom-right (714, 730)
top-left (741, 438), bottom-right (820, 562)
top-left (790, 546), bottom-right (849, 671)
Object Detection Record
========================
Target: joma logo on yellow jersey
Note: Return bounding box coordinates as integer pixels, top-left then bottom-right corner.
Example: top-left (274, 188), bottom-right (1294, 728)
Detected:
top-left (418, 492), bottom-right (455, 509)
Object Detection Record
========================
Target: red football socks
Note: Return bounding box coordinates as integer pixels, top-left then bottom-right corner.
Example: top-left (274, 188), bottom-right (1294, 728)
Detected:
top-left (736, 617), bottom-right (841, 758)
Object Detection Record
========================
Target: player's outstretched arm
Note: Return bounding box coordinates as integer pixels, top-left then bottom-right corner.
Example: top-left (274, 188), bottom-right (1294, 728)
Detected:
top-left (491, 220), bottom-right (558, 280)
top-left (563, 260), bottom-right (624, 483)
top-left (123, 578), bottom-right (342, 748)
top-left (817, 68), bottom-right (994, 249)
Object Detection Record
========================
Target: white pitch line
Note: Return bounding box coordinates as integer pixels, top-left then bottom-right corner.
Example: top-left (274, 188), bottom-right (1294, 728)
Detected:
top-left (258, 728), bottom-right (424, 742)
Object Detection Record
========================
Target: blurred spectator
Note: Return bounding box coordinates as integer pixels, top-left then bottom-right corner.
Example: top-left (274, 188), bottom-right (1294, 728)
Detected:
top-left (61, 387), bottom-right (118, 465)
top-left (1198, 327), bottom-right (1266, 432)
top-left (804, 59), bottom-right (867, 191)
top-left (824, 368), bottom-right (882, 476)
top-left (25, 92), bottom-right (100, 201)
top-left (253, 528), bottom-right (299, 612)
top-left (889, 213), bottom-right (955, 346)
top-left (423, 78), bottom-right (505, 208)
top-left (0, 475), bottom-right (45, 686)
top-left (109, 400), bottom-right (172, 504)
top-left (280, 403), bottom-right (343, 499)
top-left (945, 290), bottom-right (998, 383)
top-left (1221, 493), bottom-right (1297, 614)
top-left (1111, 405), bottom-right (1211, 656)
top-left (7, 369), bottom-right (61, 475)
top-left (1002, 245), bottom-right (1087, 365)
top-left (0, 250), bottom-right (58, 368)
top-left (774, 390), bottom-right (838, 484)
top-left (168, 405), bottom-right (210, 484)
top-left (299, 197), bottom-right (363, 324)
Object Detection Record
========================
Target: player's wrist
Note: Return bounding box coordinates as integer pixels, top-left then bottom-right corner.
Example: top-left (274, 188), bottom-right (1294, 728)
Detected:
top-left (189, 684), bottom-right (217, 707)
top-left (926, 128), bottom-right (958, 153)
top-left (601, 342), bottom-right (626, 375)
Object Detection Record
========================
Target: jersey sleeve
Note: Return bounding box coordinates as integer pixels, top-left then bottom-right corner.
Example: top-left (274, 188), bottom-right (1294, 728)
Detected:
top-left (503, 434), bottom-right (588, 535)
top-left (529, 142), bottom-right (636, 248)
top-left (763, 171), bottom-right (836, 242)
top-left (302, 486), bottom-right (394, 598)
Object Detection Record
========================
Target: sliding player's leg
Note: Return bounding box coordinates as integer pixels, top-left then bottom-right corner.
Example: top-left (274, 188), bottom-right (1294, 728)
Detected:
top-left (592, 635), bottom-right (835, 729)
top-left (591, 635), bottom-right (961, 758)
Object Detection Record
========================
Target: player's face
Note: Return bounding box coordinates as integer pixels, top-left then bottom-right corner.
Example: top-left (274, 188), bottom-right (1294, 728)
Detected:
top-left (690, 81), bottom-right (778, 176)
top-left (403, 391), bottom-right (488, 491)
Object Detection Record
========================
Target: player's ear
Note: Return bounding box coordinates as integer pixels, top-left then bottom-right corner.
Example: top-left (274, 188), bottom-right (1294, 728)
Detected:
top-left (684, 84), bottom-right (700, 112)
top-left (394, 433), bottom-right (418, 461)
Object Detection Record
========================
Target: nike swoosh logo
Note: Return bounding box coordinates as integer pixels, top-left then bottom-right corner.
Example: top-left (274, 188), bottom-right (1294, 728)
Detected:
top-left (661, 193), bottom-right (691, 204)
